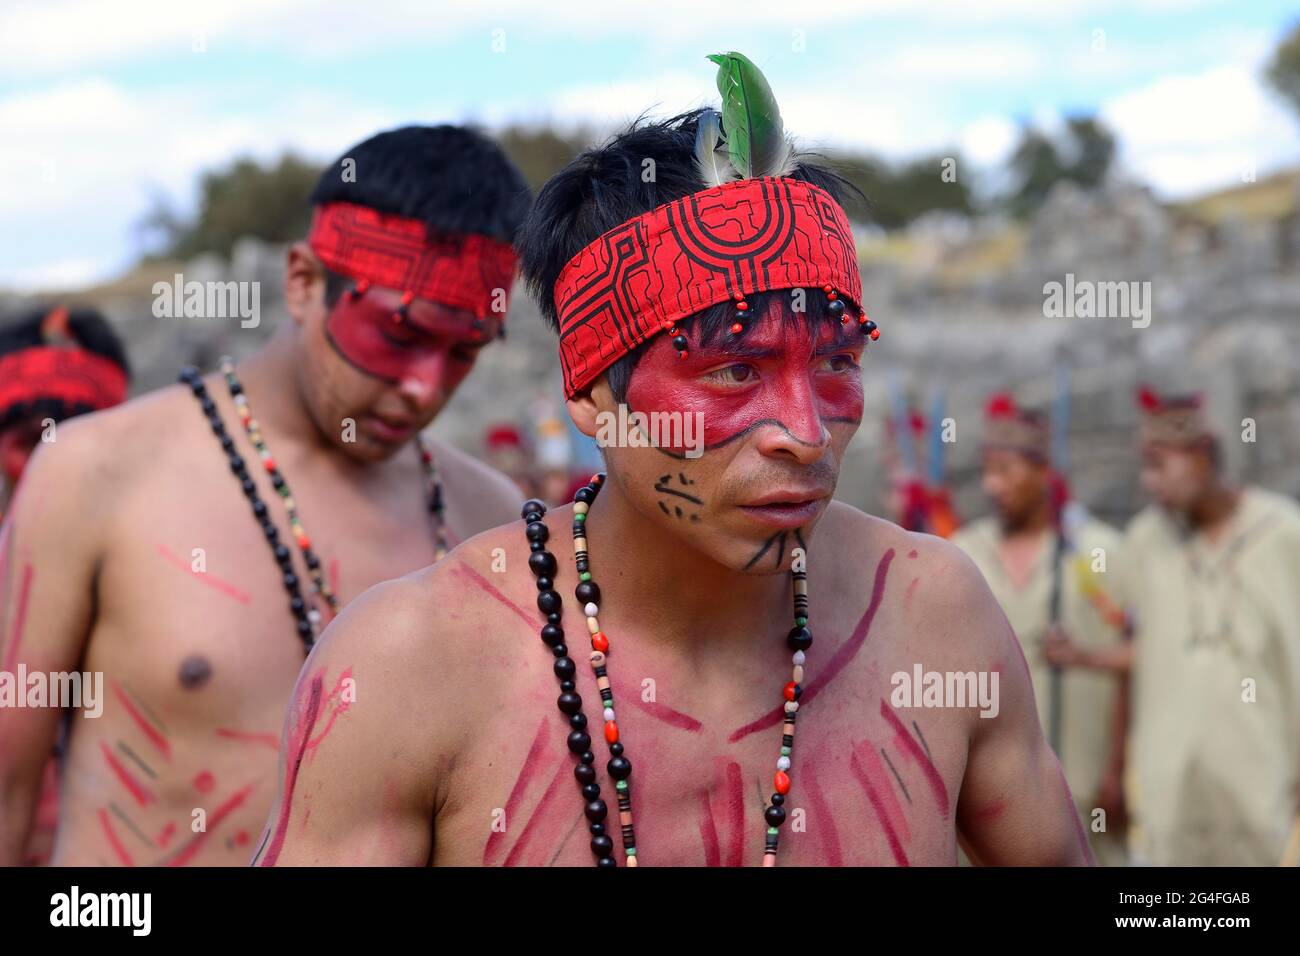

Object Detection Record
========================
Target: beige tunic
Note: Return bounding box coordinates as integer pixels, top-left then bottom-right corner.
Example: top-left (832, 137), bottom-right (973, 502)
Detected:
top-left (952, 516), bottom-right (1125, 804)
top-left (1120, 487), bottom-right (1300, 866)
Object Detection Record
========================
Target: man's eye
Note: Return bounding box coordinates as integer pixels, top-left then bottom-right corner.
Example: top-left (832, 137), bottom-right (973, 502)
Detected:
top-left (705, 363), bottom-right (756, 385)
top-left (824, 354), bottom-right (860, 372)
top-left (450, 346), bottom-right (479, 363)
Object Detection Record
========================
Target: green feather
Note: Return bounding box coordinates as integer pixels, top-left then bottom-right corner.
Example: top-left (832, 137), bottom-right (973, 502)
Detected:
top-left (707, 51), bottom-right (790, 180)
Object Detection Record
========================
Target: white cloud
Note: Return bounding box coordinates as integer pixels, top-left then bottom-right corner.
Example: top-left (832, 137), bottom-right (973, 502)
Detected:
top-left (1101, 65), bottom-right (1300, 197)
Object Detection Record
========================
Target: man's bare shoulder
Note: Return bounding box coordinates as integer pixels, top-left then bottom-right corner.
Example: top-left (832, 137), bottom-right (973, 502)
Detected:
top-left (819, 502), bottom-right (1010, 658)
top-left (423, 434), bottom-right (524, 530)
top-left (34, 379), bottom-right (207, 484)
top-left (321, 516), bottom-right (537, 670)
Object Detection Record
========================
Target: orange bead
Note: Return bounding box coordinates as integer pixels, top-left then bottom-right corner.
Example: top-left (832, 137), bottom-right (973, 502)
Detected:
top-left (783, 681), bottom-right (798, 701)
top-left (736, 300), bottom-right (748, 311)
top-left (296, 534), bottom-right (311, 550)
top-left (604, 721), bottom-right (619, 744)
top-left (822, 284), bottom-right (832, 294)
top-left (678, 350), bottom-right (688, 360)
top-left (870, 329), bottom-right (880, 341)
top-left (592, 631), bottom-right (609, 652)
top-left (775, 770), bottom-right (791, 794)
top-left (730, 322), bottom-right (744, 334)
top-left (263, 457), bottom-right (276, 472)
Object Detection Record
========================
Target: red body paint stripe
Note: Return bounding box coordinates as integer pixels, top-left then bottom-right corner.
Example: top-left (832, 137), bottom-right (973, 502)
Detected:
top-left (730, 548), bottom-right (895, 742)
top-left (111, 682), bottom-right (171, 761)
top-left (260, 676), bottom-right (324, 866)
top-left (849, 748), bottom-right (909, 866)
top-left (721, 759), bottom-right (745, 867)
top-left (698, 789), bottom-right (721, 866)
top-left (483, 717), bottom-right (552, 865)
top-left (1, 563), bottom-right (33, 673)
top-left (215, 728), bottom-right (280, 749)
top-left (167, 784), bottom-right (255, 866)
top-left (451, 561), bottom-right (534, 628)
top-left (97, 807), bottom-right (135, 866)
top-left (853, 741), bottom-right (910, 843)
top-left (630, 696), bottom-right (703, 733)
top-left (879, 700), bottom-right (949, 817)
top-left (503, 761), bottom-right (571, 867)
top-left (100, 741), bottom-right (156, 808)
top-left (801, 758), bottom-right (843, 866)
top-left (156, 542), bottom-right (252, 604)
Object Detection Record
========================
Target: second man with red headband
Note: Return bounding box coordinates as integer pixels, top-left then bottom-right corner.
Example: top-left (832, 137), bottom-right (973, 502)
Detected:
top-left (0, 125), bottom-right (530, 865)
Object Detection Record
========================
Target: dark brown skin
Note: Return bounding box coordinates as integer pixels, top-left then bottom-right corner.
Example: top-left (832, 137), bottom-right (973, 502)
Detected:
top-left (0, 246), bottom-right (523, 866)
top-left (258, 308), bottom-right (1092, 867)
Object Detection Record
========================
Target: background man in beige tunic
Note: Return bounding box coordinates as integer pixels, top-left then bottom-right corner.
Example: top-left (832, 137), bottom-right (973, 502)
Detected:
top-left (952, 393), bottom-right (1127, 863)
top-left (1111, 388), bottom-right (1300, 866)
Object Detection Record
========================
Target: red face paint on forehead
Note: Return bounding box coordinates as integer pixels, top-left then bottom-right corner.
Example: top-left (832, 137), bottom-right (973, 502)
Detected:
top-left (324, 285), bottom-right (498, 385)
top-left (624, 306), bottom-right (864, 453)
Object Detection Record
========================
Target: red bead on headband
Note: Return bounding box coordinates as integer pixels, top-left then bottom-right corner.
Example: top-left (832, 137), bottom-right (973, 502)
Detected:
top-left (552, 177), bottom-right (868, 398)
top-left (308, 201), bottom-right (517, 321)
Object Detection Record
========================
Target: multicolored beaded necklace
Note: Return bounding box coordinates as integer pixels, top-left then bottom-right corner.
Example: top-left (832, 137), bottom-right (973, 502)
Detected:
top-left (521, 473), bottom-right (812, 867)
top-left (179, 360), bottom-right (448, 651)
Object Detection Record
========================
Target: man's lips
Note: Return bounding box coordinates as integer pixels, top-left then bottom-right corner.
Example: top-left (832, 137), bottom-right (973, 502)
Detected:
top-left (365, 414), bottom-right (418, 442)
top-left (736, 489), bottom-right (830, 529)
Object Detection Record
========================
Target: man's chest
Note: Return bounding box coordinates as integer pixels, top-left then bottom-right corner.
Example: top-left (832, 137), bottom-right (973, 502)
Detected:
top-left (440, 653), bottom-right (967, 867)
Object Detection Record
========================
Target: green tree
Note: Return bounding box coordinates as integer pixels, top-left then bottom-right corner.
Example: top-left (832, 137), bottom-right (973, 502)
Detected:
top-left (143, 153), bottom-right (323, 260)
top-left (1005, 115), bottom-right (1116, 218)
top-left (1265, 21), bottom-right (1300, 120)
top-left (832, 152), bottom-right (974, 229)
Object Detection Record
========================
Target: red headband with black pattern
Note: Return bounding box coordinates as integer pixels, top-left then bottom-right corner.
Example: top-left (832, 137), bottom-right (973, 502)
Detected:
top-left (0, 347), bottom-right (128, 416)
top-left (553, 177), bottom-right (870, 398)
top-left (308, 201), bottom-right (517, 320)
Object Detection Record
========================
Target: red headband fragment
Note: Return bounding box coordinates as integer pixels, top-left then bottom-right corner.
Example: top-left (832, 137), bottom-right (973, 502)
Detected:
top-left (553, 177), bottom-right (863, 397)
top-left (0, 347), bottom-right (128, 415)
top-left (308, 202), bottom-right (517, 320)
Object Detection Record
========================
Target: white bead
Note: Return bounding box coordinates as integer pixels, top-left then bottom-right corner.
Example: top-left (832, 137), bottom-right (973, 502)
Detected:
top-left (793, 651), bottom-right (806, 665)
top-left (777, 756), bottom-right (791, 771)
top-left (584, 602), bottom-right (599, 618)
top-left (792, 665), bottom-right (804, 684)
top-left (785, 700), bottom-right (799, 714)
top-left (604, 708), bottom-right (615, 722)
top-left (307, 609), bottom-right (321, 624)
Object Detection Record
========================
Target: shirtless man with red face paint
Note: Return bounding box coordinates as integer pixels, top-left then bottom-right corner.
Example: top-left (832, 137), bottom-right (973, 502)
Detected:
top-left (0, 126), bottom-right (530, 865)
top-left (257, 79), bottom-right (1092, 867)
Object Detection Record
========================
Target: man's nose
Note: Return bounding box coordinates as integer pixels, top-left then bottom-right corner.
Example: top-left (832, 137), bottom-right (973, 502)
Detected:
top-left (753, 377), bottom-right (829, 463)
top-left (397, 353), bottom-right (449, 410)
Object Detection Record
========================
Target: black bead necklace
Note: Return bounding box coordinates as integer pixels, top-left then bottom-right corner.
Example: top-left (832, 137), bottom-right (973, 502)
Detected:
top-left (180, 362), bottom-right (448, 651)
top-left (520, 473), bottom-right (812, 866)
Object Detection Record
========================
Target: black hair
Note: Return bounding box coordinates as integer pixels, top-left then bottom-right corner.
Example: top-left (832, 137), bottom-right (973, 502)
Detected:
top-left (0, 305), bottom-right (130, 430)
top-left (310, 125), bottom-right (531, 246)
top-left (516, 109), bottom-right (863, 401)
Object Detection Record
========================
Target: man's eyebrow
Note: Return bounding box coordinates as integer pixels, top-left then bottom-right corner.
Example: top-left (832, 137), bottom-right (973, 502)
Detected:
top-left (697, 338), bottom-right (863, 361)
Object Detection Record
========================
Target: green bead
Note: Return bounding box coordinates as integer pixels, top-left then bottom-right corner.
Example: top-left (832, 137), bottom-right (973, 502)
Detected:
top-left (616, 779), bottom-right (628, 791)
top-left (781, 746), bottom-right (791, 756)
top-left (796, 616), bottom-right (807, 626)
top-left (580, 571), bottom-right (592, 581)
top-left (767, 826), bottom-right (779, 835)
top-left (575, 513), bottom-right (586, 522)
top-left (625, 847), bottom-right (636, 856)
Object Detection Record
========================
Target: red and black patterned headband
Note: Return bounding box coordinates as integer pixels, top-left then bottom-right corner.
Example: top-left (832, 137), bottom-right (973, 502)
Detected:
top-left (0, 346), bottom-right (128, 416)
top-left (308, 202), bottom-right (518, 321)
top-left (553, 177), bottom-right (871, 398)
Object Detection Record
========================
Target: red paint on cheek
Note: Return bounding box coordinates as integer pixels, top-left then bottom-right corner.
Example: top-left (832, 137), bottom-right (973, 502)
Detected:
top-left (625, 318), bottom-right (864, 451)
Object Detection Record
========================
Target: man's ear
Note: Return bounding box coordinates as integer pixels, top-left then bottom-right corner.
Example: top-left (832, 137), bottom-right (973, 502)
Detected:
top-left (565, 379), bottom-right (610, 439)
top-left (284, 242), bottom-right (326, 328)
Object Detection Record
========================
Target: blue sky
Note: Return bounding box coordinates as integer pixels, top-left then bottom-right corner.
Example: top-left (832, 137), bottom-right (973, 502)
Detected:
top-left (2, 0), bottom-right (1298, 290)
